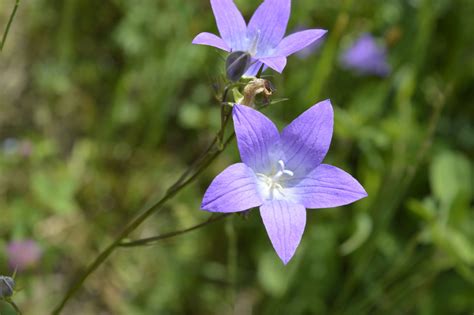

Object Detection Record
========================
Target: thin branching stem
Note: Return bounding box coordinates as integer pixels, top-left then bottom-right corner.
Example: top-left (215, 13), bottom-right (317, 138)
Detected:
top-left (52, 132), bottom-right (235, 314)
top-left (52, 76), bottom-right (246, 314)
top-left (53, 73), bottom-right (272, 314)
top-left (0, 0), bottom-right (20, 52)
top-left (118, 213), bottom-right (230, 247)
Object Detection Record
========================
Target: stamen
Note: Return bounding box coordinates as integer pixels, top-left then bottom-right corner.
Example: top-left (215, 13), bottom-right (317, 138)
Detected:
top-left (256, 160), bottom-right (294, 200)
top-left (278, 160), bottom-right (285, 171)
top-left (283, 170), bottom-right (294, 176)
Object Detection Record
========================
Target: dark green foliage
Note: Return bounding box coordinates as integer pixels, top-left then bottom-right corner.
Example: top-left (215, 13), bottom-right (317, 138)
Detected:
top-left (0, 0), bottom-right (473, 314)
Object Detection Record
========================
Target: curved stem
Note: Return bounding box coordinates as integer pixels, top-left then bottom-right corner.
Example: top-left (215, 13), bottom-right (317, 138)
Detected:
top-left (52, 76), bottom-right (271, 313)
top-left (0, 0), bottom-right (20, 52)
top-left (5, 298), bottom-right (22, 315)
top-left (52, 132), bottom-right (235, 314)
top-left (119, 213), bottom-right (230, 247)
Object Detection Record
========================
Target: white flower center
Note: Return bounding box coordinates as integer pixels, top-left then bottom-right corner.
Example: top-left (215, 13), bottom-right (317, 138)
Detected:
top-left (256, 160), bottom-right (294, 200)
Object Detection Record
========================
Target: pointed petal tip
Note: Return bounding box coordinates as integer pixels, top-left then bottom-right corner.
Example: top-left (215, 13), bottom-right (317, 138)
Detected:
top-left (306, 28), bottom-right (328, 38)
top-left (192, 32), bottom-right (230, 51)
top-left (280, 99), bottom-right (335, 173)
top-left (279, 254), bottom-right (292, 265)
top-left (210, 0), bottom-right (247, 50)
top-left (260, 200), bottom-right (306, 267)
top-left (317, 99), bottom-right (333, 110)
top-left (248, 0), bottom-right (291, 52)
top-left (259, 56), bottom-right (287, 73)
top-left (314, 99), bottom-right (334, 121)
top-left (290, 164), bottom-right (368, 209)
top-left (359, 187), bottom-right (369, 199)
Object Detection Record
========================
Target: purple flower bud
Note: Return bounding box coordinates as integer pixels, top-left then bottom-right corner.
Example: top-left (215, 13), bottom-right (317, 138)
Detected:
top-left (0, 276), bottom-right (15, 298)
top-left (226, 51), bottom-right (251, 81)
top-left (6, 240), bottom-right (42, 271)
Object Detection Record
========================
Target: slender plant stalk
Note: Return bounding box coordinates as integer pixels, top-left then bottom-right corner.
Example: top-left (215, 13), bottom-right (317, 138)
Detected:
top-left (52, 66), bottom-right (270, 313)
top-left (0, 0), bottom-right (20, 51)
top-left (52, 131), bottom-right (234, 314)
top-left (226, 217), bottom-right (238, 306)
top-left (306, 0), bottom-right (353, 101)
top-left (118, 213), bottom-right (230, 247)
top-left (4, 298), bottom-right (22, 314)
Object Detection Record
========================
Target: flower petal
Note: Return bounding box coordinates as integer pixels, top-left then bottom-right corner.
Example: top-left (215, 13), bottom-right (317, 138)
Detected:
top-left (275, 29), bottom-right (327, 57)
top-left (247, 0), bottom-right (291, 56)
top-left (192, 32), bottom-right (230, 51)
top-left (233, 104), bottom-right (280, 173)
top-left (244, 60), bottom-right (264, 77)
top-left (210, 0), bottom-right (247, 50)
top-left (281, 99), bottom-right (333, 175)
top-left (202, 163), bottom-right (263, 213)
top-left (288, 164), bottom-right (368, 209)
top-left (259, 56), bottom-right (287, 73)
top-left (260, 200), bottom-right (306, 264)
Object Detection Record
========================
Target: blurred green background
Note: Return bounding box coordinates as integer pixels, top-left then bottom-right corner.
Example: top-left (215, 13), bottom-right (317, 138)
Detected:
top-left (0, 0), bottom-right (473, 314)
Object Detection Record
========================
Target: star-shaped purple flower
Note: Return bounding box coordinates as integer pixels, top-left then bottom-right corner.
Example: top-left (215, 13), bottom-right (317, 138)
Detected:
top-left (192, 0), bottom-right (327, 76)
top-left (201, 100), bottom-right (368, 264)
top-left (340, 34), bottom-right (391, 77)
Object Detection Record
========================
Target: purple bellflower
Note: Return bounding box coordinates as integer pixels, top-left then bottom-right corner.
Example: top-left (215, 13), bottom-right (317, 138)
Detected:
top-left (192, 0), bottom-right (327, 76)
top-left (341, 34), bottom-right (390, 77)
top-left (201, 100), bottom-right (367, 264)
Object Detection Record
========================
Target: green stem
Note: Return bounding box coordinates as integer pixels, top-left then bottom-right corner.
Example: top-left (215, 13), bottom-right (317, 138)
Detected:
top-left (118, 213), bottom-right (230, 247)
top-left (306, 0), bottom-right (353, 101)
top-left (0, 0), bottom-right (20, 52)
top-left (226, 217), bottom-right (238, 306)
top-left (52, 132), bottom-right (235, 314)
top-left (5, 298), bottom-right (22, 315)
top-left (53, 76), bottom-right (273, 313)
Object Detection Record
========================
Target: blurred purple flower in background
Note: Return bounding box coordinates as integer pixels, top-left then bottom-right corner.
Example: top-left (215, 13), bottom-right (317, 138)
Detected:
top-left (192, 0), bottom-right (327, 75)
top-left (6, 240), bottom-right (42, 271)
top-left (201, 101), bottom-right (367, 264)
top-left (340, 34), bottom-right (390, 76)
top-left (2, 138), bottom-right (33, 158)
top-left (2, 138), bottom-right (19, 156)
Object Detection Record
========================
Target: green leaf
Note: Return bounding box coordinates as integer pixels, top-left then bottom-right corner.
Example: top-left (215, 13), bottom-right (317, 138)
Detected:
top-left (407, 197), bottom-right (436, 221)
top-left (257, 251), bottom-right (291, 297)
top-left (431, 223), bottom-right (474, 266)
top-left (340, 212), bottom-right (373, 255)
top-left (31, 169), bottom-right (79, 215)
top-left (430, 151), bottom-right (472, 207)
